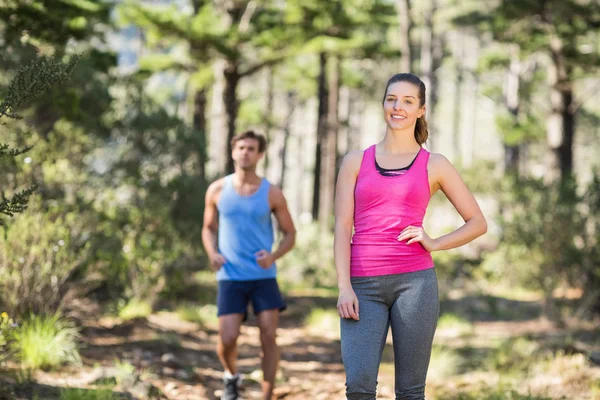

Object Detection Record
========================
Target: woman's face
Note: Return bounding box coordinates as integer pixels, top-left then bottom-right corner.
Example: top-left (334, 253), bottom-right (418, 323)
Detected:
top-left (382, 81), bottom-right (425, 131)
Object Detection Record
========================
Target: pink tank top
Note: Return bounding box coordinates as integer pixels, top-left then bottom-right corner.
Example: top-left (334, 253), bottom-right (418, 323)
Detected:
top-left (350, 145), bottom-right (434, 277)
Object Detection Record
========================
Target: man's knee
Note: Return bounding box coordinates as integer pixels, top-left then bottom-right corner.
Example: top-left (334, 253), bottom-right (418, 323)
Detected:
top-left (259, 329), bottom-right (277, 345)
top-left (220, 332), bottom-right (239, 348)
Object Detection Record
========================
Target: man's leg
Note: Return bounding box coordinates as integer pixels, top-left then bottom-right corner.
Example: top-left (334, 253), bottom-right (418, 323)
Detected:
top-left (257, 309), bottom-right (280, 400)
top-left (217, 313), bottom-right (245, 375)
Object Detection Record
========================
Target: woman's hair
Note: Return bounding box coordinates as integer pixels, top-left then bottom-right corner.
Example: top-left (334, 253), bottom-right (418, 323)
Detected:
top-left (382, 73), bottom-right (428, 145)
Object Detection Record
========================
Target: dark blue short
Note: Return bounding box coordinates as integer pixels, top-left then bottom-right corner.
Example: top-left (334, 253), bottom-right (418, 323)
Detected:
top-left (217, 278), bottom-right (287, 319)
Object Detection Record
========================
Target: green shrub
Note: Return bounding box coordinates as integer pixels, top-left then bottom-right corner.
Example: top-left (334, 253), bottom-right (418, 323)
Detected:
top-left (10, 313), bottom-right (80, 370)
top-left (278, 222), bottom-right (336, 288)
top-left (117, 298), bottom-right (152, 321)
top-left (0, 199), bottom-right (91, 316)
top-left (0, 311), bottom-right (16, 362)
top-left (176, 304), bottom-right (218, 326)
top-left (59, 387), bottom-right (119, 400)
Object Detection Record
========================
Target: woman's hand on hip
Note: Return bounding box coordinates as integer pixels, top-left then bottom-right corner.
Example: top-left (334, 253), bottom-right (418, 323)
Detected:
top-left (337, 287), bottom-right (360, 320)
top-left (397, 225), bottom-right (438, 252)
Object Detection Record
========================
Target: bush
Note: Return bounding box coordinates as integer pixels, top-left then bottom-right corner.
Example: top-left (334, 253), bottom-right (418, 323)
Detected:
top-left (0, 199), bottom-right (91, 316)
top-left (59, 387), bottom-right (120, 400)
top-left (117, 298), bottom-right (152, 321)
top-left (10, 313), bottom-right (80, 370)
top-left (277, 221), bottom-right (336, 288)
top-left (0, 312), bottom-right (16, 362)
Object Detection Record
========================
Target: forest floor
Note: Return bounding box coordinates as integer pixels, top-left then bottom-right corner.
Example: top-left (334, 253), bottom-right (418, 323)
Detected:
top-left (1, 281), bottom-right (600, 400)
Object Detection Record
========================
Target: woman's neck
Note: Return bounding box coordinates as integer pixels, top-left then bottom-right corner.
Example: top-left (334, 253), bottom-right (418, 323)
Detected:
top-left (380, 129), bottom-right (420, 154)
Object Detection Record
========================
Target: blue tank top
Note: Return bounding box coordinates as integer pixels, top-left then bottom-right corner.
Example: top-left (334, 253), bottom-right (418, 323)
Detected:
top-left (216, 174), bottom-right (276, 281)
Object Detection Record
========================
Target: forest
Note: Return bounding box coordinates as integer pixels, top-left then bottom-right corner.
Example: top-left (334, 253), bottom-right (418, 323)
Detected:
top-left (0, 0), bottom-right (599, 399)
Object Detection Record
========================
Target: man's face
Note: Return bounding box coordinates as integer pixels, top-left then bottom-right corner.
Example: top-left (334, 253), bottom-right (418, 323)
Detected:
top-left (232, 138), bottom-right (263, 170)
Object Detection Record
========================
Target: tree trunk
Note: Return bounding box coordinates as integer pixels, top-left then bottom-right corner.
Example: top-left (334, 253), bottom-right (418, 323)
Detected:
top-left (419, 0), bottom-right (441, 150)
top-left (504, 45), bottom-right (521, 176)
top-left (279, 91), bottom-right (295, 189)
top-left (319, 56), bottom-right (340, 231)
top-left (312, 53), bottom-right (328, 221)
top-left (192, 89), bottom-right (207, 187)
top-left (452, 31), bottom-right (464, 164)
top-left (546, 36), bottom-right (575, 182)
top-left (396, 0), bottom-right (414, 73)
top-left (224, 59), bottom-right (240, 175)
top-left (264, 66), bottom-right (274, 176)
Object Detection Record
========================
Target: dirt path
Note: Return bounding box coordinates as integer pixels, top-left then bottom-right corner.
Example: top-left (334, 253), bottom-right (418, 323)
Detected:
top-left (2, 291), bottom-right (599, 400)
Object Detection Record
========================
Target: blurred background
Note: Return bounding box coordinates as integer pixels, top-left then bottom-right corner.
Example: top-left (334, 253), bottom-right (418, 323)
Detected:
top-left (0, 0), bottom-right (599, 399)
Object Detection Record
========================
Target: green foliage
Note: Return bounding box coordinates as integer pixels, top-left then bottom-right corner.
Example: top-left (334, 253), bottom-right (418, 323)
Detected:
top-left (117, 299), bottom-right (152, 321)
top-left (493, 176), bottom-right (583, 299)
top-left (448, 388), bottom-right (552, 400)
top-left (488, 337), bottom-right (538, 374)
top-left (428, 345), bottom-right (463, 381)
top-left (0, 198), bottom-right (91, 316)
top-left (0, 56), bottom-right (79, 120)
top-left (278, 221), bottom-right (336, 288)
top-left (0, 56), bottom-right (79, 225)
top-left (176, 304), bottom-right (218, 327)
top-left (482, 172), bottom-right (600, 314)
top-left (303, 308), bottom-right (339, 338)
top-left (437, 313), bottom-right (474, 338)
top-left (0, 312), bottom-right (16, 362)
top-left (10, 313), bottom-right (80, 370)
top-left (59, 387), bottom-right (119, 400)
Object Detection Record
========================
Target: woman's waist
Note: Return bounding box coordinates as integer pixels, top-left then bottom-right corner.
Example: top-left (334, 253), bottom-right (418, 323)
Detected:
top-left (351, 240), bottom-right (431, 256)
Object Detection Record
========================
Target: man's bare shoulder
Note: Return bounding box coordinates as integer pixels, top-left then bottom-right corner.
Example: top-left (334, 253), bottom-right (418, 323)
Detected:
top-left (206, 178), bottom-right (226, 201)
top-left (268, 182), bottom-right (287, 204)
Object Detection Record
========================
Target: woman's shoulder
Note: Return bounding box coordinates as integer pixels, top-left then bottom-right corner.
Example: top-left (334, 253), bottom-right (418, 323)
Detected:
top-left (427, 151), bottom-right (451, 167)
top-left (341, 149), bottom-right (366, 170)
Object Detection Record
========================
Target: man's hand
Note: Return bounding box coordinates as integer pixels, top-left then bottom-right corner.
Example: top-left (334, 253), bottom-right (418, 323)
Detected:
top-left (255, 250), bottom-right (275, 269)
top-left (209, 253), bottom-right (226, 272)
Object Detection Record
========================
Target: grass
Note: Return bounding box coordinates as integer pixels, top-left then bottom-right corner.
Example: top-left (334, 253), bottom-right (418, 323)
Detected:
top-left (118, 299), bottom-right (152, 321)
top-left (11, 313), bottom-right (80, 370)
top-left (437, 313), bottom-right (474, 338)
top-left (59, 387), bottom-right (120, 400)
top-left (176, 303), bottom-right (218, 326)
top-left (428, 345), bottom-right (463, 381)
top-left (303, 308), bottom-right (339, 339)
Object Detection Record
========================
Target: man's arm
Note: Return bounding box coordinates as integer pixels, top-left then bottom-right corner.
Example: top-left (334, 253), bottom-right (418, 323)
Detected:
top-left (201, 180), bottom-right (226, 271)
top-left (255, 185), bottom-right (296, 268)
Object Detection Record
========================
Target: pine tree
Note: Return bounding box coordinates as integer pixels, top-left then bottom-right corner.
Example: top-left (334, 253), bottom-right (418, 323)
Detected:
top-left (0, 56), bottom-right (78, 224)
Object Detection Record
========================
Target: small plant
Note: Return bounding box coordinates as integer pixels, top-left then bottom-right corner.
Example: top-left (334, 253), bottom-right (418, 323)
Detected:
top-left (436, 313), bottom-right (474, 338)
top-left (118, 298), bottom-right (152, 321)
top-left (59, 387), bottom-right (119, 400)
top-left (10, 313), bottom-right (80, 370)
top-left (176, 304), bottom-right (218, 326)
top-left (304, 308), bottom-right (339, 338)
top-left (0, 312), bottom-right (16, 362)
top-left (428, 345), bottom-right (463, 381)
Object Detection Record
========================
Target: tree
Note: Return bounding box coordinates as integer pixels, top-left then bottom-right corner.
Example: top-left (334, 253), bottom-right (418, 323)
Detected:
top-left (0, 57), bottom-right (78, 225)
top-left (455, 0), bottom-right (600, 181)
top-left (122, 1), bottom-right (305, 176)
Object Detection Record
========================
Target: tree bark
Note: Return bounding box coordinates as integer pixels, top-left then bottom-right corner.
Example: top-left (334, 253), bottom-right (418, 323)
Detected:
top-left (546, 35), bottom-right (575, 182)
top-left (312, 53), bottom-right (328, 221)
top-left (279, 91), bottom-right (295, 189)
top-left (504, 44), bottom-right (521, 176)
top-left (223, 59), bottom-right (240, 175)
top-left (396, 0), bottom-right (414, 73)
top-left (319, 56), bottom-right (340, 231)
top-left (192, 89), bottom-right (207, 187)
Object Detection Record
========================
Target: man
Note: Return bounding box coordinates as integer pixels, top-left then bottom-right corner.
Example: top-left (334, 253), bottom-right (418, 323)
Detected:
top-left (202, 130), bottom-right (296, 400)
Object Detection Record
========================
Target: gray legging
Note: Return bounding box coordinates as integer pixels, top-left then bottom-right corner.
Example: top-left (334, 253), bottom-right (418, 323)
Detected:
top-left (340, 268), bottom-right (439, 400)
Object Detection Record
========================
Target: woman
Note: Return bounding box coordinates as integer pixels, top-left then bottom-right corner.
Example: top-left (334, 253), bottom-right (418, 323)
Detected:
top-left (334, 73), bottom-right (487, 400)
